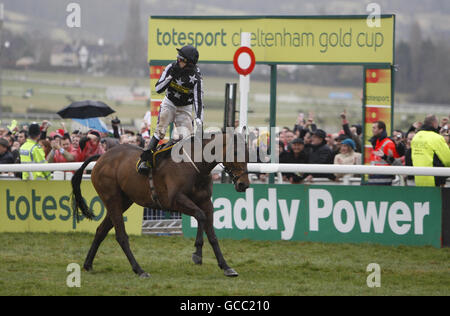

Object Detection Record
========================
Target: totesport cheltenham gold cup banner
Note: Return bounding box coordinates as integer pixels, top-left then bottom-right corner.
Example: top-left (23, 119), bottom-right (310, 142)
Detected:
top-left (148, 16), bottom-right (394, 64)
top-left (148, 16), bottom-right (395, 147)
top-left (0, 181), bottom-right (143, 235)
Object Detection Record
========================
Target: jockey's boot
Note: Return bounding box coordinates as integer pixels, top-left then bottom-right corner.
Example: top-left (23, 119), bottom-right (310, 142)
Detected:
top-left (137, 136), bottom-right (159, 175)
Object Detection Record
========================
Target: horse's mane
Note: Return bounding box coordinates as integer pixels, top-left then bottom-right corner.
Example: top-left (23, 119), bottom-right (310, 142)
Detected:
top-left (153, 131), bottom-right (248, 167)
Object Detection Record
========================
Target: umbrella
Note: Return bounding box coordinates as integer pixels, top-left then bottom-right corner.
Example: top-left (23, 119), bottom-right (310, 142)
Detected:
top-left (72, 117), bottom-right (110, 133)
top-left (57, 100), bottom-right (115, 119)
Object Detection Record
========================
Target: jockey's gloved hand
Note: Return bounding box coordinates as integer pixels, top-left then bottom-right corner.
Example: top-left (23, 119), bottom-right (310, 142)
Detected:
top-left (171, 63), bottom-right (183, 77)
top-left (195, 118), bottom-right (203, 129)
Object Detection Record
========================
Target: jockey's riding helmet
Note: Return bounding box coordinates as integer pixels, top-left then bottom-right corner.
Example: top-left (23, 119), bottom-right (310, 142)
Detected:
top-left (176, 45), bottom-right (199, 65)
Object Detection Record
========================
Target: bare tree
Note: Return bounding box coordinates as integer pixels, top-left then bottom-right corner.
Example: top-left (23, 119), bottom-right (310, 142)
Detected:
top-left (123, 0), bottom-right (146, 74)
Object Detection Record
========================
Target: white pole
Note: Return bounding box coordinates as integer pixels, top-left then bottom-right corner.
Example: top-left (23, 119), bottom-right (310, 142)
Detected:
top-left (239, 32), bottom-right (251, 134)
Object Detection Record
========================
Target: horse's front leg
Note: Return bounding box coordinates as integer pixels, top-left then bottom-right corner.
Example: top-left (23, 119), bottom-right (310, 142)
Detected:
top-left (192, 224), bottom-right (204, 265)
top-left (170, 192), bottom-right (207, 261)
top-left (173, 193), bottom-right (237, 276)
top-left (198, 199), bottom-right (238, 277)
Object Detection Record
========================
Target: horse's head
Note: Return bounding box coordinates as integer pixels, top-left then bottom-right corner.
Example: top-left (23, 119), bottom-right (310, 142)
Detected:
top-left (222, 130), bottom-right (250, 193)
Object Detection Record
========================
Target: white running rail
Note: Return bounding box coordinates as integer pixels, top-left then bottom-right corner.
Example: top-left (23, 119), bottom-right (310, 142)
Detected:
top-left (0, 162), bottom-right (449, 177)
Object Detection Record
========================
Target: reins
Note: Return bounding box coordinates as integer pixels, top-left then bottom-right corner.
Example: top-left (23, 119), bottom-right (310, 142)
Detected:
top-left (221, 163), bottom-right (249, 184)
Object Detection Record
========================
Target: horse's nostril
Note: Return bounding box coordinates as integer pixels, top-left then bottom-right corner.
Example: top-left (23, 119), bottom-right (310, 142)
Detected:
top-left (238, 182), bottom-right (248, 191)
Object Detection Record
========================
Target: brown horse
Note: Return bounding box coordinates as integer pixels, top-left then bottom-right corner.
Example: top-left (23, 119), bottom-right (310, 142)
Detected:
top-left (71, 132), bottom-right (250, 278)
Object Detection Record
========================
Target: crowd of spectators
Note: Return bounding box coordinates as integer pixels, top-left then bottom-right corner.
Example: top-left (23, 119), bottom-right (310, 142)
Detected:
top-left (253, 110), bottom-right (362, 184)
top-left (0, 117), bottom-right (151, 179)
top-left (0, 112), bottom-right (449, 186)
top-left (262, 111), bottom-right (450, 186)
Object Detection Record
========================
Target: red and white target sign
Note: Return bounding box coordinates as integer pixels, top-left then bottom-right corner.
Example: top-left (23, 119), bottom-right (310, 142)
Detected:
top-left (233, 46), bottom-right (255, 76)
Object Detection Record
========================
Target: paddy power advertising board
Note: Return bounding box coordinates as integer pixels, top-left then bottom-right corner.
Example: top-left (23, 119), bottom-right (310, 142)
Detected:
top-left (0, 181), bottom-right (143, 235)
top-left (183, 184), bottom-right (445, 248)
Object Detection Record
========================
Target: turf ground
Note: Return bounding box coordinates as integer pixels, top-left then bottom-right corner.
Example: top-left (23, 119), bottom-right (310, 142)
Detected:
top-left (0, 232), bottom-right (448, 296)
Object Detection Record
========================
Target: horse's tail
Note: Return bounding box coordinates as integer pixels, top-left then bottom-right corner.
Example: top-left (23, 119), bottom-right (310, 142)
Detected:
top-left (71, 155), bottom-right (101, 222)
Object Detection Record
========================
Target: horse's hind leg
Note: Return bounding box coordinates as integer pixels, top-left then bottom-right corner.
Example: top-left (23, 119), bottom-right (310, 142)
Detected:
top-left (83, 194), bottom-right (133, 272)
top-left (108, 204), bottom-right (149, 278)
top-left (83, 216), bottom-right (113, 271)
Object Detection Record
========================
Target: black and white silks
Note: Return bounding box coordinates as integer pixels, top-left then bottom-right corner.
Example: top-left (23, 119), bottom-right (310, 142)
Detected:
top-left (155, 62), bottom-right (204, 121)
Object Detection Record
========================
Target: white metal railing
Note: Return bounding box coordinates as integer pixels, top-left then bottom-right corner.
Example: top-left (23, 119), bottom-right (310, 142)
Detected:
top-left (0, 162), bottom-right (449, 177)
top-left (1, 162), bottom-right (448, 235)
top-left (246, 163), bottom-right (450, 177)
top-left (0, 162), bottom-right (95, 173)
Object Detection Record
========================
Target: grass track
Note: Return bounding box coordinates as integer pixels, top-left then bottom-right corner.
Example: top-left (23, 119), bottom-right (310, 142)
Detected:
top-left (0, 232), bottom-right (448, 296)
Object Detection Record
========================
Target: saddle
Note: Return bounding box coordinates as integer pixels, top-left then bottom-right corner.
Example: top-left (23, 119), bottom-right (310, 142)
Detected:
top-left (141, 139), bottom-right (182, 210)
top-left (136, 139), bottom-right (180, 174)
top-left (151, 139), bottom-right (179, 168)
top-left (136, 136), bottom-right (194, 210)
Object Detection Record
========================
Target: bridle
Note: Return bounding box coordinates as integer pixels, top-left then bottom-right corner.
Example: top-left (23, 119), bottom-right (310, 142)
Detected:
top-left (221, 163), bottom-right (249, 184)
top-left (181, 145), bottom-right (248, 184)
top-left (179, 134), bottom-right (249, 184)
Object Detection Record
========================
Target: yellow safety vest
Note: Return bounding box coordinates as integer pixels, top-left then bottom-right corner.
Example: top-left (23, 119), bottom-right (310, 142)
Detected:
top-left (411, 130), bottom-right (450, 186)
top-left (19, 139), bottom-right (51, 180)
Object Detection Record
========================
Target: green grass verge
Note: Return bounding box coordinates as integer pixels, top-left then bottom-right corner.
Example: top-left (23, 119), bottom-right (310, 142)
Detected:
top-left (0, 232), bottom-right (448, 296)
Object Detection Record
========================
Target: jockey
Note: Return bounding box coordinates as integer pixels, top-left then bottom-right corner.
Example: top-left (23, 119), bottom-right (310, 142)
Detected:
top-left (138, 45), bottom-right (204, 175)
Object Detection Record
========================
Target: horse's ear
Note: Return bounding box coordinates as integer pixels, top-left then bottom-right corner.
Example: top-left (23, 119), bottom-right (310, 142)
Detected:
top-left (234, 126), bottom-right (247, 135)
top-left (235, 126), bottom-right (248, 143)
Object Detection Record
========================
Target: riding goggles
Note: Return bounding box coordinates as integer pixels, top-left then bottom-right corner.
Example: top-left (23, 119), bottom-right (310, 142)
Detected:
top-left (177, 54), bottom-right (188, 63)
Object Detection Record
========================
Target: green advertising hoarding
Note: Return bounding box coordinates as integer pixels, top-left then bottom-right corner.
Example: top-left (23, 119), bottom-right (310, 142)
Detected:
top-left (183, 184), bottom-right (442, 248)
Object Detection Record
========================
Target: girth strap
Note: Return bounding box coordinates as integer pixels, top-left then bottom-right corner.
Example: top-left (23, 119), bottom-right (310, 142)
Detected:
top-left (148, 172), bottom-right (166, 211)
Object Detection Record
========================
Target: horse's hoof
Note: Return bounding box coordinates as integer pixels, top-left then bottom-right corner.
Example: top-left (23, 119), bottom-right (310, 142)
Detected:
top-left (83, 265), bottom-right (93, 272)
top-left (192, 253), bottom-right (202, 265)
top-left (139, 272), bottom-right (151, 279)
top-left (224, 268), bottom-right (239, 277)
